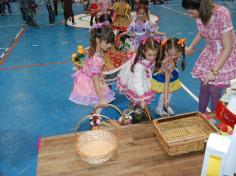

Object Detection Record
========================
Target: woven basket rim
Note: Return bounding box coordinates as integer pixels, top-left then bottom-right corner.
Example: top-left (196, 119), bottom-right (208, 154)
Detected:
top-left (153, 112), bottom-right (219, 156)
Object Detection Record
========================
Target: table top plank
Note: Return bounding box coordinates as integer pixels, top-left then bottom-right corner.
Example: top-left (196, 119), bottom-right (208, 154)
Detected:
top-left (37, 124), bottom-right (204, 176)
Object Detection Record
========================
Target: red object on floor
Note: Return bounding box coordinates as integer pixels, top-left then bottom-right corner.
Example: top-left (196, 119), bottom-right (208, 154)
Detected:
top-left (216, 101), bottom-right (236, 128)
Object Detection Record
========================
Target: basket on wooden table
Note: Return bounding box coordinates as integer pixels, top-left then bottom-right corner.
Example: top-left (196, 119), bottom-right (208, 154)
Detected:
top-left (75, 104), bottom-right (123, 165)
top-left (153, 112), bottom-right (219, 156)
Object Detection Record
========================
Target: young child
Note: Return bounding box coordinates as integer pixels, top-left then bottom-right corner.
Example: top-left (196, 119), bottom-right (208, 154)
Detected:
top-left (98, 14), bottom-right (128, 81)
top-left (69, 25), bottom-right (115, 106)
top-left (88, 0), bottom-right (101, 26)
top-left (117, 37), bottom-right (161, 109)
top-left (151, 38), bottom-right (186, 116)
top-left (120, 5), bottom-right (165, 51)
top-left (111, 0), bottom-right (131, 32)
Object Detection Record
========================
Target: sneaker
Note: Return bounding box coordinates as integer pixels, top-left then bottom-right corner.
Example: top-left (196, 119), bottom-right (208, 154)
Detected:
top-left (155, 107), bottom-right (169, 117)
top-left (166, 106), bottom-right (174, 115)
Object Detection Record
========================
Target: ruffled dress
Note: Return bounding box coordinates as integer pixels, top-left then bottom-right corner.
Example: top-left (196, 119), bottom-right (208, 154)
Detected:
top-left (117, 57), bottom-right (156, 105)
top-left (69, 52), bottom-right (115, 105)
top-left (151, 56), bottom-right (182, 93)
top-left (112, 2), bottom-right (131, 31)
top-left (127, 20), bottom-right (157, 50)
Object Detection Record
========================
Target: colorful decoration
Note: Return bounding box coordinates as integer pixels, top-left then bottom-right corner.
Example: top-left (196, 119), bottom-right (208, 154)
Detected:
top-left (71, 45), bottom-right (85, 69)
top-left (202, 114), bottom-right (233, 135)
top-left (89, 115), bottom-right (101, 128)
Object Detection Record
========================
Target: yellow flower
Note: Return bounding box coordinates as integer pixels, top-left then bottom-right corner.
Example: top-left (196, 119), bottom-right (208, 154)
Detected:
top-left (77, 45), bottom-right (84, 55)
top-left (72, 53), bottom-right (77, 59)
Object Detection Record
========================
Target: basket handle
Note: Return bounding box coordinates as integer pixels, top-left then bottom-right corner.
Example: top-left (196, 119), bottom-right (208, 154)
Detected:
top-left (92, 104), bottom-right (126, 122)
top-left (133, 105), bottom-right (153, 123)
top-left (74, 114), bottom-right (119, 137)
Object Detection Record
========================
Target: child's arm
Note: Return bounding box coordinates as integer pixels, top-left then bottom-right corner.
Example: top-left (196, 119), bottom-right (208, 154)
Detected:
top-left (92, 75), bottom-right (107, 105)
top-left (154, 30), bottom-right (166, 36)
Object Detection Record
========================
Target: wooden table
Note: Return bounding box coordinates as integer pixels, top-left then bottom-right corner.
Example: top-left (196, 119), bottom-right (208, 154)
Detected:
top-left (37, 124), bottom-right (205, 176)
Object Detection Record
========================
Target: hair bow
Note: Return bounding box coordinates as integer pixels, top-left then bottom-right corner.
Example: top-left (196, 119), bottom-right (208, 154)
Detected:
top-left (90, 21), bottom-right (110, 29)
top-left (141, 36), bottom-right (148, 45)
top-left (177, 38), bottom-right (186, 47)
top-left (153, 36), bottom-right (161, 44)
top-left (140, 36), bottom-right (161, 45)
top-left (161, 38), bottom-right (168, 47)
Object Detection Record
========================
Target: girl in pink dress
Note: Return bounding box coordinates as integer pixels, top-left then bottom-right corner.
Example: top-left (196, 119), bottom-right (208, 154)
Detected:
top-left (117, 37), bottom-right (161, 109)
top-left (69, 25), bottom-right (115, 106)
top-left (182, 0), bottom-right (236, 112)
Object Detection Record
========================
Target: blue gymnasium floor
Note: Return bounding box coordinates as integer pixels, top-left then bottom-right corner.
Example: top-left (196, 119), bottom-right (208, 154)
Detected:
top-left (0, 0), bottom-right (235, 175)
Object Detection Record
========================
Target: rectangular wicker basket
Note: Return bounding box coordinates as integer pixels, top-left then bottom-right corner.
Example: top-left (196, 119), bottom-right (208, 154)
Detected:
top-left (153, 112), bottom-right (219, 156)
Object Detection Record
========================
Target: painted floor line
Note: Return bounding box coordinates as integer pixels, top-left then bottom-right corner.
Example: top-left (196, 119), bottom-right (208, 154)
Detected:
top-left (161, 5), bottom-right (188, 16)
top-left (180, 82), bottom-right (211, 112)
top-left (0, 24), bottom-right (25, 28)
top-left (0, 27), bottom-right (26, 65)
top-left (0, 60), bottom-right (71, 70)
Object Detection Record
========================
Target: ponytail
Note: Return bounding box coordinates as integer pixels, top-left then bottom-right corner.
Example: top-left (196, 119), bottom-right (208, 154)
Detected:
top-left (199, 0), bottom-right (214, 25)
top-left (181, 44), bottom-right (186, 71)
top-left (88, 29), bottom-right (97, 58)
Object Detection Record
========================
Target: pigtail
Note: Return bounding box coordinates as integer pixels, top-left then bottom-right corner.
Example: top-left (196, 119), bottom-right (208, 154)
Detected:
top-left (180, 43), bottom-right (186, 71)
top-left (199, 0), bottom-right (214, 25)
top-left (155, 44), bottom-right (165, 72)
top-left (176, 38), bottom-right (186, 71)
top-left (130, 44), bottom-right (144, 72)
top-left (88, 29), bottom-right (97, 58)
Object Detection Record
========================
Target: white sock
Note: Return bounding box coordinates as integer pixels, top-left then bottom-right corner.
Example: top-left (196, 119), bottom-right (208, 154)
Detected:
top-left (156, 93), bottom-right (172, 111)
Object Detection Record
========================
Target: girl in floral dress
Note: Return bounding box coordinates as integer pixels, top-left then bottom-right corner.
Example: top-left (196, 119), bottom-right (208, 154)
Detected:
top-left (152, 38), bottom-right (186, 116)
top-left (182, 0), bottom-right (236, 112)
top-left (69, 25), bottom-right (115, 106)
top-left (117, 37), bottom-right (161, 109)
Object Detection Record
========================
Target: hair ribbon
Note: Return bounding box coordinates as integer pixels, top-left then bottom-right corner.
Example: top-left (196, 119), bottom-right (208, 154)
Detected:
top-left (141, 36), bottom-right (161, 45)
top-left (177, 38), bottom-right (186, 47)
top-left (90, 21), bottom-right (110, 29)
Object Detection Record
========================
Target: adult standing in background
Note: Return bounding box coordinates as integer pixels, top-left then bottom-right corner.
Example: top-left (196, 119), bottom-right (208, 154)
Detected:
top-left (182, 0), bottom-right (236, 113)
top-left (46, 0), bottom-right (56, 25)
top-left (53, 0), bottom-right (64, 16)
top-left (64, 0), bottom-right (75, 26)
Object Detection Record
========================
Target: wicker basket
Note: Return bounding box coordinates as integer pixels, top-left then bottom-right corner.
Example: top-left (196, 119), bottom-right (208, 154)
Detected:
top-left (75, 104), bottom-right (123, 165)
top-left (153, 112), bottom-right (219, 156)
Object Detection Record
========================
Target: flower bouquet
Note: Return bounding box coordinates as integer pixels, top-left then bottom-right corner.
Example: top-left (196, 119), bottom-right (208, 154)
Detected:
top-left (71, 45), bottom-right (85, 70)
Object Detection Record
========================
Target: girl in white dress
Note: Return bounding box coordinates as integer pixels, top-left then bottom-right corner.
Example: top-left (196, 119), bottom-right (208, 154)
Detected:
top-left (117, 36), bottom-right (161, 108)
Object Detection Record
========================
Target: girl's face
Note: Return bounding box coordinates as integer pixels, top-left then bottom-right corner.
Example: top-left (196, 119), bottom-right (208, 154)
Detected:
top-left (144, 48), bottom-right (158, 62)
top-left (137, 9), bottom-right (147, 21)
top-left (166, 48), bottom-right (180, 60)
top-left (186, 9), bottom-right (199, 19)
top-left (97, 39), bottom-right (113, 52)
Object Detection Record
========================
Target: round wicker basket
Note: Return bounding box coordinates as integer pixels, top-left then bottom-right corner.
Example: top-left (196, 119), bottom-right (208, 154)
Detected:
top-left (75, 104), bottom-right (124, 165)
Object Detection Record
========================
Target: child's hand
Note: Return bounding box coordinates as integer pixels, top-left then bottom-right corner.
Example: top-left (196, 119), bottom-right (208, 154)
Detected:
top-left (140, 101), bottom-right (146, 109)
top-left (159, 32), bottom-right (166, 36)
top-left (185, 46), bottom-right (195, 55)
top-left (99, 98), bottom-right (108, 106)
